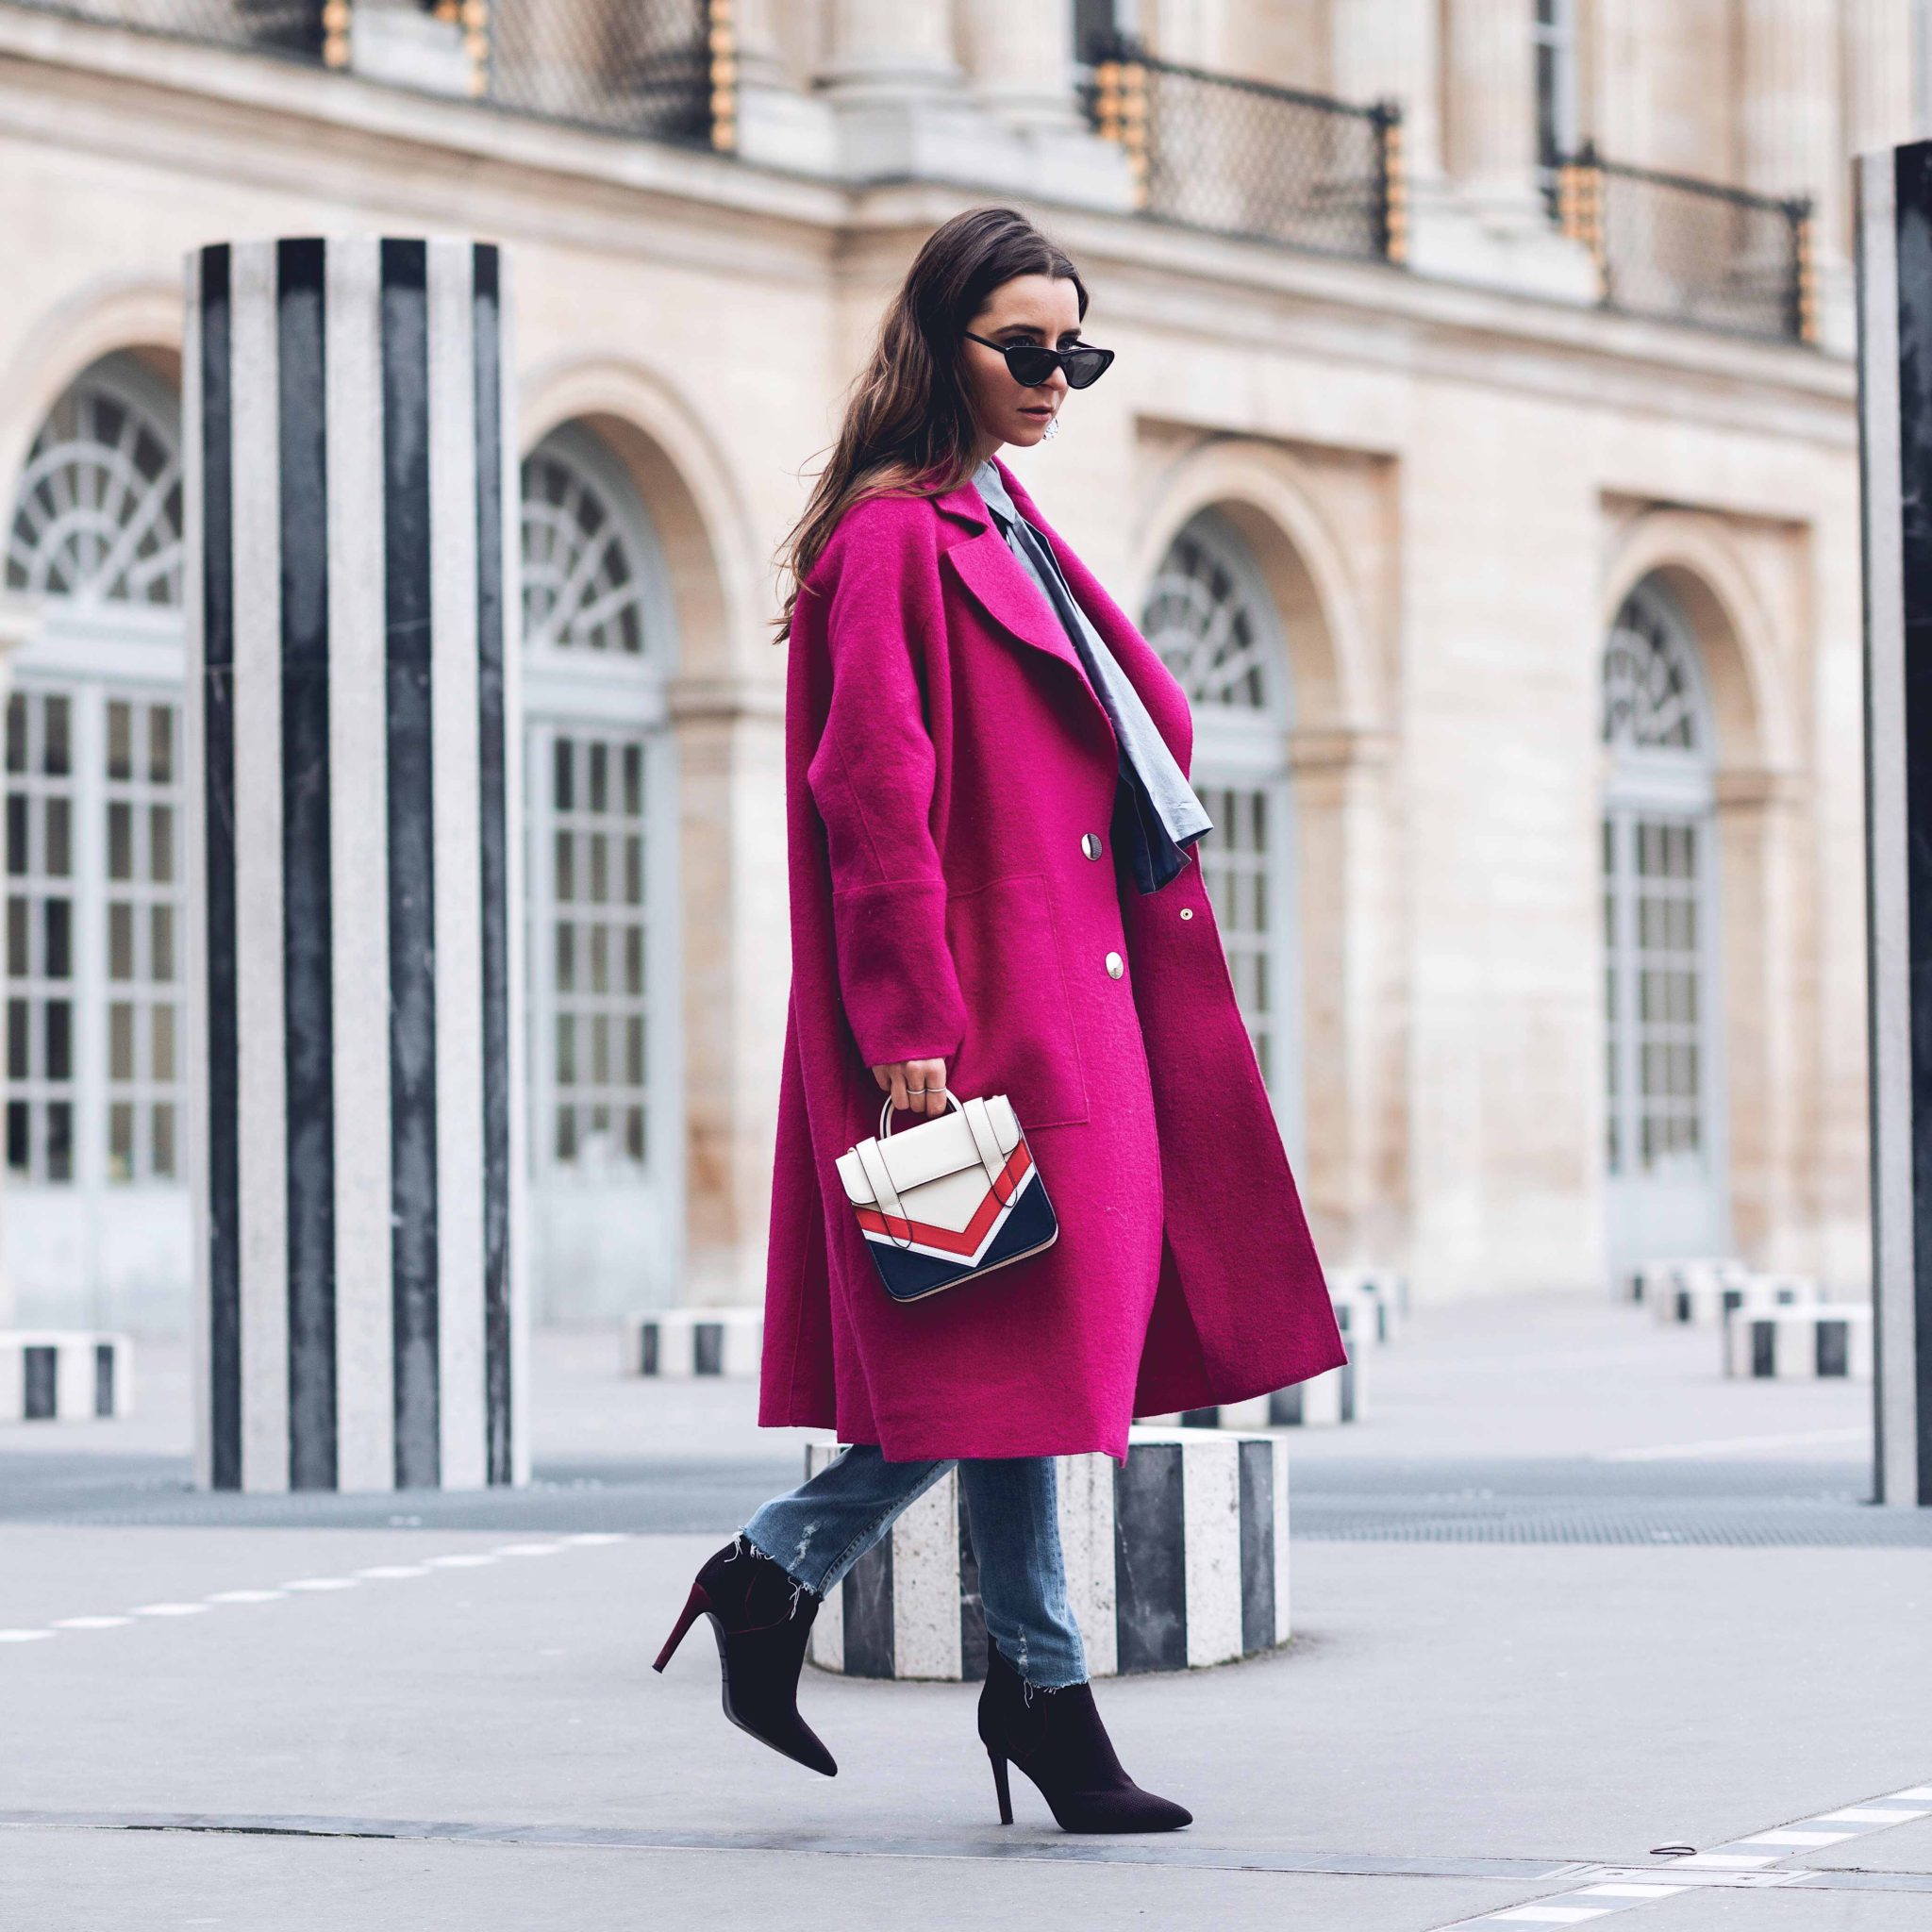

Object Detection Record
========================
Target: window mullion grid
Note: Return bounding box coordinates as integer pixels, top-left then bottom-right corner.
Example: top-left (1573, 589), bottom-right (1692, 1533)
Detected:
top-left (526, 721), bottom-right (558, 1180)
top-left (1607, 808), bottom-right (1641, 1179)
top-left (72, 687), bottom-right (108, 1196)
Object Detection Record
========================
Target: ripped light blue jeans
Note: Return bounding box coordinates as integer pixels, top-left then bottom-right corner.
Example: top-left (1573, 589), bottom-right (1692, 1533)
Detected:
top-left (740, 1445), bottom-right (1089, 1690)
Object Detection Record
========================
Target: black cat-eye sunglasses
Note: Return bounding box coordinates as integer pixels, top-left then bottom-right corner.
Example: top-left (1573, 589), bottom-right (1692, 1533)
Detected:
top-left (963, 330), bottom-right (1116, 391)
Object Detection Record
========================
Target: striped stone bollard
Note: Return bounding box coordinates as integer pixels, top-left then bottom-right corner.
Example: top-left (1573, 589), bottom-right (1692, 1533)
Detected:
top-left (1724, 1304), bottom-right (1875, 1382)
top-left (0, 1333), bottom-right (133, 1421)
top-left (1627, 1255), bottom-right (1741, 1309)
top-left (1651, 1258), bottom-right (1759, 1326)
top-left (804, 1427), bottom-right (1290, 1680)
top-left (1328, 1268), bottom-right (1402, 1344)
top-left (1624, 1257), bottom-right (1688, 1304)
top-left (625, 1308), bottom-right (763, 1378)
top-left (1151, 1308), bottom-right (1367, 1430)
top-left (183, 237), bottom-right (525, 1491)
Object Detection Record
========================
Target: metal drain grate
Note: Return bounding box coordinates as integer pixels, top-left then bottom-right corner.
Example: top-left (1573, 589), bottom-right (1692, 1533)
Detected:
top-left (1292, 1503), bottom-right (1932, 1547)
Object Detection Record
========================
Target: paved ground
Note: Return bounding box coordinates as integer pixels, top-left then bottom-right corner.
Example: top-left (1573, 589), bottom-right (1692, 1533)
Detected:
top-left (3, 1291), bottom-right (1925, 1929)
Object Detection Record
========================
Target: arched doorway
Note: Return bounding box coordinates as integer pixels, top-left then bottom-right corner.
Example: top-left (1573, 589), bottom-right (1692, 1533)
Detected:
top-left (519, 421), bottom-right (683, 1321)
top-left (1600, 575), bottom-right (1730, 1273)
top-left (1141, 507), bottom-right (1304, 1163)
top-left (3, 352), bottom-right (189, 1329)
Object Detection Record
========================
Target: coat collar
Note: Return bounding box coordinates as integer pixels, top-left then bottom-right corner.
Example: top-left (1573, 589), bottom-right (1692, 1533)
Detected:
top-left (932, 456), bottom-right (1193, 777)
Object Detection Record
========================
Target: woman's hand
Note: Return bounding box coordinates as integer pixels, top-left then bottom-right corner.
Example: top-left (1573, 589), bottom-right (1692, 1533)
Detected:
top-left (870, 1057), bottom-right (949, 1118)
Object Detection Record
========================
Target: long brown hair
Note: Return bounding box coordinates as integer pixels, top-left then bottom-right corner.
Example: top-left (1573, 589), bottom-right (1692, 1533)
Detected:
top-left (770, 205), bottom-right (1090, 642)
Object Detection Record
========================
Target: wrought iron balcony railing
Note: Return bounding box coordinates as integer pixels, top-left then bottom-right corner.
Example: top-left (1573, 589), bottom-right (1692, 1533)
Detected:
top-left (1556, 142), bottom-right (1817, 345)
top-left (1081, 31), bottom-right (1405, 266)
top-left (7, 1), bottom-right (735, 150)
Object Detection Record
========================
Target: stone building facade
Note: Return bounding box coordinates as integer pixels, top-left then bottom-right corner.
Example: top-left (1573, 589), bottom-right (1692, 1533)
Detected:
top-left (0, 1), bottom-right (1907, 1332)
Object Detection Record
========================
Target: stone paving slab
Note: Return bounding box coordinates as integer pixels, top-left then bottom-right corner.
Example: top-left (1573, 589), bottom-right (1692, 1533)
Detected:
top-left (1810, 1815), bottom-right (1932, 1873)
top-left (0, 1827), bottom-right (1537, 1932)
top-left (2, 1293), bottom-right (1914, 1928)
top-left (1636, 1891), bottom-right (1932, 1928)
top-left (3, 1529), bottom-right (1926, 1865)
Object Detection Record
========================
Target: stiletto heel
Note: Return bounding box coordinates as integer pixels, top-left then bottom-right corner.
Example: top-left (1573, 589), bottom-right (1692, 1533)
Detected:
top-left (652, 1580), bottom-right (710, 1673)
top-left (989, 1748), bottom-right (1014, 1825)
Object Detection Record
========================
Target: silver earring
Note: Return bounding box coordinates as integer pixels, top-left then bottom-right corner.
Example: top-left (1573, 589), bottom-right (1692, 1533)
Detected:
top-left (1041, 413), bottom-right (1059, 441)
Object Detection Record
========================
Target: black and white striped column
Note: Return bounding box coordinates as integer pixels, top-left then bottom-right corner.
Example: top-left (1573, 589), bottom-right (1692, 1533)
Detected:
top-left (183, 238), bottom-right (525, 1492)
top-left (1857, 143), bottom-right (1932, 1507)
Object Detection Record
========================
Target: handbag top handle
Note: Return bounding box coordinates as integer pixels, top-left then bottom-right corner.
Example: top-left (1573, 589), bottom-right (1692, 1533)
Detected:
top-left (877, 1086), bottom-right (960, 1141)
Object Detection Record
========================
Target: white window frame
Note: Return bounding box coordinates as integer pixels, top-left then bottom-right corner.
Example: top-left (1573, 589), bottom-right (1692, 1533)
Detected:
top-left (4, 353), bottom-right (191, 1330)
top-left (1600, 577), bottom-right (1732, 1272)
top-left (519, 423), bottom-right (684, 1323)
top-left (1141, 508), bottom-right (1304, 1167)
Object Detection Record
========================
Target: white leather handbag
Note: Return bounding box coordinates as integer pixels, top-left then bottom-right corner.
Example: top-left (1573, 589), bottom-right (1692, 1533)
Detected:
top-left (836, 1089), bottom-right (1058, 1303)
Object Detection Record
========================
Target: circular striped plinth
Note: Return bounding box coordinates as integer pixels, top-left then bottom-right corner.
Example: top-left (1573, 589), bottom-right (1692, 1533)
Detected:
top-left (1328, 1268), bottom-right (1405, 1343)
top-left (1146, 1327), bottom-right (1367, 1429)
top-left (1654, 1264), bottom-right (1829, 1327)
top-left (0, 1332), bottom-right (132, 1421)
top-left (804, 1427), bottom-right (1289, 1681)
top-left (624, 1308), bottom-right (762, 1379)
top-left (1724, 1304), bottom-right (1874, 1381)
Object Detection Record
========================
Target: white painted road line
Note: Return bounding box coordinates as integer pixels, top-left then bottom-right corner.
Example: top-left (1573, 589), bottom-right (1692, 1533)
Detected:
top-left (1435, 1776), bottom-right (1932, 1928)
top-left (1487, 1910), bottom-right (1616, 1924)
top-left (0, 1535), bottom-right (634, 1651)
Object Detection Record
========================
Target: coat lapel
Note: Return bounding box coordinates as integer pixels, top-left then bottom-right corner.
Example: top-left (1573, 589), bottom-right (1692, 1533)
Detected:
top-left (933, 474), bottom-right (1096, 691)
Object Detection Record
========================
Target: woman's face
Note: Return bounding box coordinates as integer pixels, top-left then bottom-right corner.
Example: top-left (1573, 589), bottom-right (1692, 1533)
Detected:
top-left (960, 273), bottom-right (1085, 455)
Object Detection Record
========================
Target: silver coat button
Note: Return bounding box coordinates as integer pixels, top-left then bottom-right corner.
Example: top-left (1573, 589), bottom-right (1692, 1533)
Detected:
top-left (1179, 908), bottom-right (1193, 921)
top-left (1081, 832), bottom-right (1103, 860)
top-left (1105, 951), bottom-right (1124, 978)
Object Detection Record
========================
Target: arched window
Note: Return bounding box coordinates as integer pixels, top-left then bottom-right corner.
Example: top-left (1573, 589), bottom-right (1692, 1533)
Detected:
top-left (5, 358), bottom-right (187, 1221)
top-left (519, 423), bottom-right (681, 1320)
top-left (6, 372), bottom-right (183, 610)
top-left (1141, 509), bottom-right (1302, 1158)
top-left (522, 441), bottom-right (655, 658)
top-left (1600, 576), bottom-right (1728, 1266)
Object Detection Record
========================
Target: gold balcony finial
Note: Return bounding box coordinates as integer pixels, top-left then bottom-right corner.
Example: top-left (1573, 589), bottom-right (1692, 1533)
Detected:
top-left (709, 0), bottom-right (738, 152)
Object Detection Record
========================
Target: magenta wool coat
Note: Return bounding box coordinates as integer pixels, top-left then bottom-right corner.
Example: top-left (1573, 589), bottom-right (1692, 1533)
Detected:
top-left (758, 453), bottom-right (1345, 1462)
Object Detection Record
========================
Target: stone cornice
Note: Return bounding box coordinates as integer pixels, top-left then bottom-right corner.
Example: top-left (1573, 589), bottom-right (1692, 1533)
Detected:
top-left (0, 8), bottom-right (1857, 453)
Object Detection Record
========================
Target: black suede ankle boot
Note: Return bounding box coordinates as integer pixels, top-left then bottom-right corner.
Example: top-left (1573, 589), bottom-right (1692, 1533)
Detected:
top-left (976, 1642), bottom-right (1191, 1832)
top-left (653, 1535), bottom-right (837, 1776)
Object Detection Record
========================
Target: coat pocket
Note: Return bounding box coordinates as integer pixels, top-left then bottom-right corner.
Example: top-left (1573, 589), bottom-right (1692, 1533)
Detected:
top-left (942, 871), bottom-right (1091, 1128)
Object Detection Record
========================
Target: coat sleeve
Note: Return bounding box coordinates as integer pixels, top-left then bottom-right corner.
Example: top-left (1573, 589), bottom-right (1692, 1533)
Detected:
top-left (805, 509), bottom-right (968, 1069)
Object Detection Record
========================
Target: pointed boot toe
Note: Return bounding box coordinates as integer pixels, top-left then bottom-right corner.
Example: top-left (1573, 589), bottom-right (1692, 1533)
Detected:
top-left (976, 1645), bottom-right (1191, 1834)
top-left (719, 1621), bottom-right (839, 1775)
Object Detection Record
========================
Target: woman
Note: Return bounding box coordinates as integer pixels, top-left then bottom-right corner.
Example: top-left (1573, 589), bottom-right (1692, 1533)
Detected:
top-left (653, 207), bottom-right (1343, 1832)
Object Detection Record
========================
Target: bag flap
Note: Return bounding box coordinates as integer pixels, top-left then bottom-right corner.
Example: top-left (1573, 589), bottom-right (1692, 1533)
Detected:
top-left (836, 1093), bottom-right (1021, 1208)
